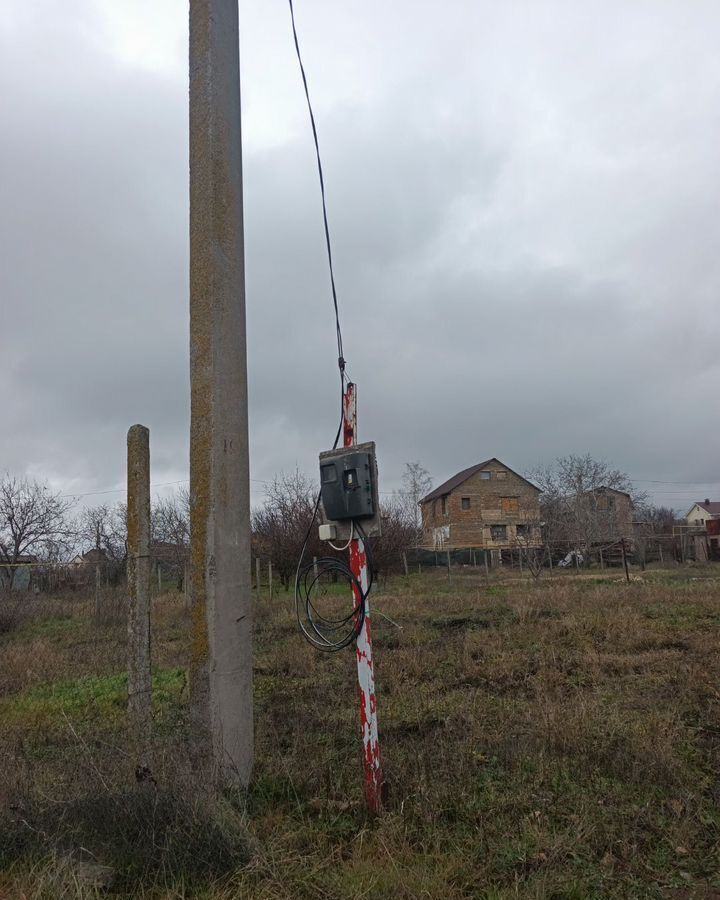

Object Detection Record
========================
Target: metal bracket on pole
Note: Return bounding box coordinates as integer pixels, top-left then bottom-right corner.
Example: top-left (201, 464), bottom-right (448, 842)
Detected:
top-left (343, 382), bottom-right (384, 812)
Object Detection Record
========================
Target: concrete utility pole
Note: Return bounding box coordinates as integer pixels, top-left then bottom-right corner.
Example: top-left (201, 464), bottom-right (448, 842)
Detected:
top-left (127, 424), bottom-right (152, 749)
top-left (189, 0), bottom-right (253, 785)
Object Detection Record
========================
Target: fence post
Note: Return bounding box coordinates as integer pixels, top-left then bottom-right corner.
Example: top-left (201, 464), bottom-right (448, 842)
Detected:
top-left (446, 549), bottom-right (451, 578)
top-left (183, 563), bottom-right (190, 609)
top-left (659, 542), bottom-right (664, 565)
top-left (621, 538), bottom-right (630, 582)
top-left (94, 524), bottom-right (102, 620)
top-left (313, 556), bottom-right (319, 579)
top-left (546, 544), bottom-right (552, 571)
top-left (484, 550), bottom-right (490, 576)
top-left (268, 561), bottom-right (273, 601)
top-left (255, 557), bottom-right (261, 592)
top-left (127, 424), bottom-right (152, 753)
top-left (402, 552), bottom-right (409, 576)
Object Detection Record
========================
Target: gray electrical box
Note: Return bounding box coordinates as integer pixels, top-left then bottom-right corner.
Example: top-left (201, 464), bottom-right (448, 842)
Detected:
top-left (319, 441), bottom-right (382, 538)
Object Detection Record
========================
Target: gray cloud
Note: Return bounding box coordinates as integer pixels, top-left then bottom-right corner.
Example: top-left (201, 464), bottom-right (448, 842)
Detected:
top-left (1, 0), bottom-right (719, 514)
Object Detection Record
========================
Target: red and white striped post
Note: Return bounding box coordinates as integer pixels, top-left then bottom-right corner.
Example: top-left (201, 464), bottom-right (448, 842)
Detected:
top-left (344, 382), bottom-right (383, 812)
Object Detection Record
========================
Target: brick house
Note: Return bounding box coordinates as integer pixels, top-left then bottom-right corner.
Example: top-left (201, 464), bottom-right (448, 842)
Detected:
top-left (419, 458), bottom-right (542, 553)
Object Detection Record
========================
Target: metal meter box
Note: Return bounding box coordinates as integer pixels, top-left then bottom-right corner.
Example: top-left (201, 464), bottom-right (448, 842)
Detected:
top-left (319, 441), bottom-right (382, 538)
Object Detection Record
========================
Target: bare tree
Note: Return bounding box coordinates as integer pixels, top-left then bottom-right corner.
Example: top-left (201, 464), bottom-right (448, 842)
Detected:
top-left (76, 502), bottom-right (128, 563)
top-left (527, 454), bottom-right (647, 564)
top-left (393, 462), bottom-right (432, 544)
top-left (152, 488), bottom-right (190, 588)
top-left (372, 497), bottom-right (418, 576)
top-left (0, 475), bottom-right (75, 589)
top-left (252, 470), bottom-right (321, 589)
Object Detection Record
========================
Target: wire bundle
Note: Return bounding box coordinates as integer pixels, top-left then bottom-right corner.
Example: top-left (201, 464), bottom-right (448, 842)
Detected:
top-left (295, 521), bottom-right (374, 652)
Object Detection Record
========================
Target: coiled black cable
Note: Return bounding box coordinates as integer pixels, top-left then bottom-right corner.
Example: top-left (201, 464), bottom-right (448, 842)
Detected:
top-left (295, 520), bottom-right (375, 652)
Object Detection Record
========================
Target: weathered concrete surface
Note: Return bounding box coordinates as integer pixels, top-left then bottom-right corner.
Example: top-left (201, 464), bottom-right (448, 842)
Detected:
top-left (127, 424), bottom-right (152, 746)
top-left (189, 0), bottom-right (253, 785)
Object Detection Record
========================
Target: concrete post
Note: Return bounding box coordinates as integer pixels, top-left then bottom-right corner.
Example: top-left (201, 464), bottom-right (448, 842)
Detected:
top-left (127, 424), bottom-right (152, 748)
top-left (189, 0), bottom-right (253, 785)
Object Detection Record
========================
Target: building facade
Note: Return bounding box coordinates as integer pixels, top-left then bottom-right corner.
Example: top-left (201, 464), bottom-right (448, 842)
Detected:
top-left (420, 458), bottom-right (542, 552)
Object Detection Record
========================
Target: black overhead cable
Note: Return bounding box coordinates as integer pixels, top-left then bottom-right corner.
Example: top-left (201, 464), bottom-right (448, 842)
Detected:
top-left (287, 2), bottom-right (375, 652)
top-left (287, 0), bottom-right (346, 386)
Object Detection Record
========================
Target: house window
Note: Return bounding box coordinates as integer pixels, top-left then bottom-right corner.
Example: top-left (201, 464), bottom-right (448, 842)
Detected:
top-left (491, 524), bottom-right (507, 541)
top-left (495, 471), bottom-right (507, 480)
top-left (441, 495), bottom-right (448, 516)
top-left (479, 471), bottom-right (491, 480)
top-left (516, 523), bottom-right (530, 537)
top-left (462, 497), bottom-right (471, 510)
top-left (501, 497), bottom-right (519, 516)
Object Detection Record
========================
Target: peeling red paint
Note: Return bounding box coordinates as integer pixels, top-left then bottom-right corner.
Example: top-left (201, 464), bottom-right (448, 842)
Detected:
top-left (344, 382), bottom-right (383, 813)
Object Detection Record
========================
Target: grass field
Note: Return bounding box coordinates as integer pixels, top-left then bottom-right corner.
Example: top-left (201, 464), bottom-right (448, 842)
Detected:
top-left (1, 565), bottom-right (719, 898)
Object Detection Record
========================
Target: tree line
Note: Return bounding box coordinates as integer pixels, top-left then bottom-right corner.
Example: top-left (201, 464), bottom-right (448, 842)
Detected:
top-left (0, 455), bottom-right (685, 590)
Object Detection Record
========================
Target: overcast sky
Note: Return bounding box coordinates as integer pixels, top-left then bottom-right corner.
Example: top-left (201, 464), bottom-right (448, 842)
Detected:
top-left (1, 0), bottom-right (719, 513)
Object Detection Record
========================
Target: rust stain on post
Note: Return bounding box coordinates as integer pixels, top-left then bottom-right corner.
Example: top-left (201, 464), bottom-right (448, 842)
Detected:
top-left (127, 424), bottom-right (152, 753)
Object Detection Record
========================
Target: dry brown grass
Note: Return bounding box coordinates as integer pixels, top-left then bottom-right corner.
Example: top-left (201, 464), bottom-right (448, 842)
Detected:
top-left (1, 568), bottom-right (719, 898)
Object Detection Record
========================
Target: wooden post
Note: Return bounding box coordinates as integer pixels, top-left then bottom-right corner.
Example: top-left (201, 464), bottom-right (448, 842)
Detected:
top-left (183, 563), bottom-right (190, 609)
top-left (621, 538), bottom-right (630, 582)
top-left (546, 544), bottom-right (553, 571)
top-left (255, 557), bottom-right (261, 591)
top-left (157, 564), bottom-right (162, 594)
top-left (94, 524), bottom-right (102, 620)
top-left (127, 425), bottom-right (152, 752)
top-left (659, 542), bottom-right (664, 565)
top-left (446, 549), bottom-right (451, 578)
top-left (268, 561), bottom-right (273, 601)
top-left (518, 547), bottom-right (523, 575)
top-left (599, 548), bottom-right (604, 570)
top-left (484, 550), bottom-right (490, 576)
top-left (313, 556), bottom-right (319, 579)
top-left (402, 552), bottom-right (409, 576)
top-left (471, 549), bottom-right (476, 567)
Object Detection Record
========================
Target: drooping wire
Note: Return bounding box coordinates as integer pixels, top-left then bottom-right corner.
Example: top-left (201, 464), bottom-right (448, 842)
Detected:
top-left (287, 1), bottom-right (375, 649)
top-left (287, 0), bottom-right (346, 386)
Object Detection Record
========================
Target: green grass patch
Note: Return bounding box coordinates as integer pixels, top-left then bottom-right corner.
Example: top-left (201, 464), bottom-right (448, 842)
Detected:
top-left (0, 667), bottom-right (186, 732)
